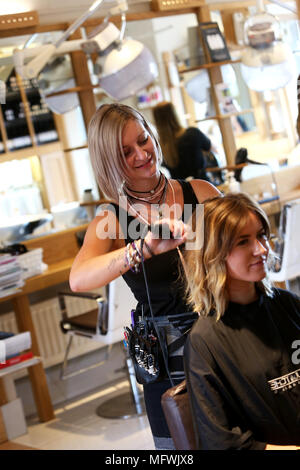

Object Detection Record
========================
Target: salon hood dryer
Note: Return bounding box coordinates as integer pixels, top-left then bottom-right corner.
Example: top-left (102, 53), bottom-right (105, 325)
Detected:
top-left (12, 0), bottom-right (158, 108)
top-left (97, 38), bottom-right (158, 101)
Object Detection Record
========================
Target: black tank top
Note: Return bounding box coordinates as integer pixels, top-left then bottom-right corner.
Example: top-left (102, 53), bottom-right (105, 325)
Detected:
top-left (107, 180), bottom-right (198, 318)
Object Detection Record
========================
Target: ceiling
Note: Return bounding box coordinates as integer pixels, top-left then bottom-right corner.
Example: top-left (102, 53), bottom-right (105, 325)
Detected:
top-left (0, 0), bottom-right (297, 30)
top-left (0, 0), bottom-right (297, 50)
top-left (0, 0), bottom-right (153, 25)
top-left (0, 0), bottom-right (154, 51)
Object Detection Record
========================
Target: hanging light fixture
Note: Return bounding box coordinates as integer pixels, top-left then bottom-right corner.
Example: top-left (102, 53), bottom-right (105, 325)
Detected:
top-left (240, 0), bottom-right (297, 91)
top-left (11, 0), bottom-right (159, 110)
top-left (98, 39), bottom-right (158, 100)
top-left (95, 13), bottom-right (158, 100)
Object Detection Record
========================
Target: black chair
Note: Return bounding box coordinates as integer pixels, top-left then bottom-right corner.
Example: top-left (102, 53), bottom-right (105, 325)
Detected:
top-left (161, 380), bottom-right (197, 450)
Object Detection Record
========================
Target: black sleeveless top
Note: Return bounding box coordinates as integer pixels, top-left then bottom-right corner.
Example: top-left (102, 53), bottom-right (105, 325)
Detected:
top-left (107, 180), bottom-right (198, 319)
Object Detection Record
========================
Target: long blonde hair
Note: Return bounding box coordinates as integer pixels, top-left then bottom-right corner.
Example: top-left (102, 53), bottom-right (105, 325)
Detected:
top-left (152, 101), bottom-right (184, 169)
top-left (184, 193), bottom-right (274, 320)
top-left (88, 103), bottom-right (162, 201)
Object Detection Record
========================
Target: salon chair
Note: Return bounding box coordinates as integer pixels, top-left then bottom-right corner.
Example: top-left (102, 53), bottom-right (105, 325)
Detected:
top-left (161, 380), bottom-right (197, 450)
top-left (58, 277), bottom-right (145, 419)
top-left (269, 198), bottom-right (300, 294)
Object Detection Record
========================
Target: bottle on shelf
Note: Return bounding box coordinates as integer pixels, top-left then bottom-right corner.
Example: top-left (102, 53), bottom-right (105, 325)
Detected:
top-left (225, 171), bottom-right (241, 193)
top-left (136, 85), bottom-right (163, 109)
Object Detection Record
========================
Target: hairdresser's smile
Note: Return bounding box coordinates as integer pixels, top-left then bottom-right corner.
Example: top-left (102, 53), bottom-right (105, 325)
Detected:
top-left (135, 154), bottom-right (153, 169)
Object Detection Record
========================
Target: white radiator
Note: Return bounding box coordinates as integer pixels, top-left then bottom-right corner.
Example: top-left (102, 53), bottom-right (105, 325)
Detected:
top-left (0, 291), bottom-right (105, 371)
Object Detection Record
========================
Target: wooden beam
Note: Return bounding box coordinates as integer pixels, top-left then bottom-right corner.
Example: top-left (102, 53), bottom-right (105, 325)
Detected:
top-left (221, 8), bottom-right (249, 45)
top-left (0, 11), bottom-right (39, 31)
top-left (0, 0), bottom-right (294, 39)
top-left (69, 31), bottom-right (96, 132)
top-left (0, 8), bottom-right (198, 39)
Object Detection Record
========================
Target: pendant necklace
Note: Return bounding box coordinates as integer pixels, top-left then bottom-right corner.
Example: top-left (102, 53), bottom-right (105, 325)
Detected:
top-left (126, 172), bottom-right (162, 195)
top-left (127, 175), bottom-right (168, 225)
top-left (124, 172), bottom-right (165, 203)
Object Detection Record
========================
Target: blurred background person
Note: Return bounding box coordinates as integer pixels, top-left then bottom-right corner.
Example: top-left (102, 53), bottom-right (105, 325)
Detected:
top-left (153, 101), bottom-right (222, 184)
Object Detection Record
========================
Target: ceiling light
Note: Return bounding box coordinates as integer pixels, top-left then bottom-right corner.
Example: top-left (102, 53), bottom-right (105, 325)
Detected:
top-left (240, 0), bottom-right (296, 91)
top-left (9, 1), bottom-right (159, 111)
top-left (98, 39), bottom-right (158, 100)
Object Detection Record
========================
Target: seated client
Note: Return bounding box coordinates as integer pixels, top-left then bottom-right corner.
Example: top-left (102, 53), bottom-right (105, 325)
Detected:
top-left (183, 193), bottom-right (300, 450)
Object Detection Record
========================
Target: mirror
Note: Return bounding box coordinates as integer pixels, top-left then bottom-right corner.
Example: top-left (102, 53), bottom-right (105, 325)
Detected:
top-left (37, 54), bottom-right (79, 114)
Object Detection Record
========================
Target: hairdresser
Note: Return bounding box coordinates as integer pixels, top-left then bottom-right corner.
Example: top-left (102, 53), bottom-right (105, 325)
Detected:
top-left (69, 103), bottom-right (220, 450)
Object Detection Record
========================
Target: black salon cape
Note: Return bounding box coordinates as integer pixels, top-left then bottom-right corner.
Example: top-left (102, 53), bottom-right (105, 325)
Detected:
top-left (184, 288), bottom-right (300, 450)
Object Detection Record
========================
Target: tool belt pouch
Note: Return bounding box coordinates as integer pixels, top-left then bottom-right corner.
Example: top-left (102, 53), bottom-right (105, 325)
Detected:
top-left (125, 311), bottom-right (198, 386)
top-left (126, 316), bottom-right (166, 385)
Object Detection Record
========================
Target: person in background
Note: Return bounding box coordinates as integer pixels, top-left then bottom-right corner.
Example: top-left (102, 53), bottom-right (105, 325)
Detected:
top-left (183, 193), bottom-right (300, 451)
top-left (69, 103), bottom-right (220, 450)
top-left (152, 101), bottom-right (215, 182)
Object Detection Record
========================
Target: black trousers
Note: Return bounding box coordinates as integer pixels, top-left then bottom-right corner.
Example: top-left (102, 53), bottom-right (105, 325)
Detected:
top-left (143, 378), bottom-right (182, 448)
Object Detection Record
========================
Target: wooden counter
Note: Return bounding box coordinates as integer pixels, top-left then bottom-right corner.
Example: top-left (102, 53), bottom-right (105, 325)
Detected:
top-left (0, 224), bottom-right (88, 423)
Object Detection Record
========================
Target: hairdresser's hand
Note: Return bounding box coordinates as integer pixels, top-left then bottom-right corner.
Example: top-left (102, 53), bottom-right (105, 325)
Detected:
top-left (142, 218), bottom-right (189, 258)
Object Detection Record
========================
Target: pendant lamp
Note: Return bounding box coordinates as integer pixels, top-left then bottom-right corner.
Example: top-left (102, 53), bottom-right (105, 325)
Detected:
top-left (98, 38), bottom-right (158, 101)
top-left (240, 0), bottom-right (296, 91)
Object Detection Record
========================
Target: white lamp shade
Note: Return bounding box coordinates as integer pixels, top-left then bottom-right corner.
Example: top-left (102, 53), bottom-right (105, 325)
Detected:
top-left (241, 43), bottom-right (297, 91)
top-left (99, 39), bottom-right (158, 100)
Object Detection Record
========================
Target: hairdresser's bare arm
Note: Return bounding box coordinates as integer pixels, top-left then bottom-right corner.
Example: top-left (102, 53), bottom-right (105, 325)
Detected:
top-left (69, 215), bottom-right (129, 291)
top-left (190, 179), bottom-right (221, 203)
top-left (70, 212), bottom-right (188, 292)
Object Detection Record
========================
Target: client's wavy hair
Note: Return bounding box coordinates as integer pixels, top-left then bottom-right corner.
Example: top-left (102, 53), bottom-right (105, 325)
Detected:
top-left (184, 193), bottom-right (274, 321)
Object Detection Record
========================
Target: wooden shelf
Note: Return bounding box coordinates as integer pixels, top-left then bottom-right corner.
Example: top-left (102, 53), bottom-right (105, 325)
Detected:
top-left (0, 141), bottom-right (62, 163)
top-left (0, 357), bottom-right (41, 378)
top-left (0, 73), bottom-right (59, 161)
top-left (178, 59), bottom-right (241, 74)
top-left (196, 108), bottom-right (254, 122)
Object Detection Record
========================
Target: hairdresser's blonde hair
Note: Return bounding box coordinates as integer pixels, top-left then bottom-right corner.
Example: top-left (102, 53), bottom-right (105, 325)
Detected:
top-left (88, 103), bottom-right (162, 201)
top-left (184, 193), bottom-right (274, 321)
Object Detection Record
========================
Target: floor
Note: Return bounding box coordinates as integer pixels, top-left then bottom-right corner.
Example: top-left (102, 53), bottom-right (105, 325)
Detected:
top-left (7, 379), bottom-right (155, 451)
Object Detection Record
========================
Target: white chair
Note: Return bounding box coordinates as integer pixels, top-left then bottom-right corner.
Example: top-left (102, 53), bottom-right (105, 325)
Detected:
top-left (269, 198), bottom-right (300, 292)
top-left (58, 276), bottom-right (145, 418)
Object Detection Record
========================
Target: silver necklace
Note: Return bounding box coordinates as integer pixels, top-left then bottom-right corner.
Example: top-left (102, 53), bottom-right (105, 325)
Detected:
top-left (125, 173), bottom-right (162, 195)
top-left (124, 173), bottom-right (165, 203)
top-left (127, 176), bottom-right (168, 225)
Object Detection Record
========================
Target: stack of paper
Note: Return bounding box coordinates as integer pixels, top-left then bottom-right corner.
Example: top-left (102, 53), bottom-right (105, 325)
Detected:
top-left (0, 254), bottom-right (24, 298)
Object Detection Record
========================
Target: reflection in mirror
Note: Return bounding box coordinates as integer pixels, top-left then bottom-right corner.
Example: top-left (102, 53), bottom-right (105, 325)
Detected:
top-left (37, 54), bottom-right (79, 114)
